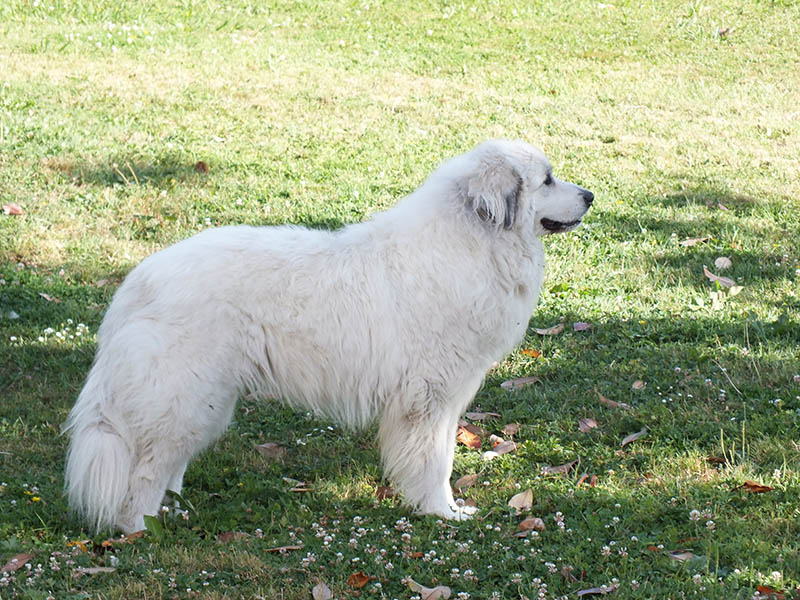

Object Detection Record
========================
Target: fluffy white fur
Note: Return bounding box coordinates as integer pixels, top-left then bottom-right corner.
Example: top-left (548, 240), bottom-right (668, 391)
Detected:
top-left (64, 139), bottom-right (593, 533)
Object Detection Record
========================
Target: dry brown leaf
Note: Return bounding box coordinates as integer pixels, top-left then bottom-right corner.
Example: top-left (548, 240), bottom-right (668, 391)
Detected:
top-left (756, 585), bottom-right (786, 599)
top-left (502, 423), bottom-right (520, 436)
top-left (1, 553), bottom-right (35, 573)
top-left (521, 348), bottom-right (542, 358)
top-left (542, 458), bottom-right (580, 475)
top-left (703, 265), bottom-right (737, 288)
top-left (518, 517), bottom-right (546, 532)
top-left (534, 323), bottom-right (564, 335)
top-left (263, 544), bottom-right (303, 553)
top-left (72, 567), bottom-right (116, 576)
top-left (458, 421), bottom-right (488, 437)
top-left (578, 418), bottom-right (598, 433)
top-left (456, 426), bottom-right (482, 449)
top-left (493, 440), bottom-right (517, 455)
top-left (577, 584), bottom-right (619, 596)
top-left (347, 571), bottom-right (374, 589)
top-left (631, 380), bottom-right (645, 390)
top-left (560, 565), bottom-right (579, 582)
top-left (465, 411), bottom-right (500, 421)
top-left (573, 322), bottom-right (591, 332)
top-left (66, 539), bottom-right (90, 553)
top-left (714, 256), bottom-right (732, 271)
top-left (500, 376), bottom-right (540, 391)
top-left (218, 531), bottom-right (249, 543)
top-left (734, 480), bottom-right (774, 493)
top-left (376, 485), bottom-right (397, 500)
top-left (38, 292), bottom-right (61, 303)
top-left (312, 581), bottom-right (333, 600)
top-left (679, 236), bottom-right (709, 247)
top-left (2, 203), bottom-right (23, 216)
top-left (406, 578), bottom-right (452, 600)
top-left (454, 473), bottom-right (478, 490)
top-left (289, 483), bottom-right (313, 492)
top-left (669, 550), bottom-right (695, 561)
top-left (621, 428), bottom-right (647, 448)
top-left (194, 160), bottom-right (210, 173)
top-left (255, 442), bottom-right (286, 460)
top-left (101, 531), bottom-right (144, 548)
top-left (596, 391), bottom-right (632, 410)
top-left (508, 488), bottom-right (533, 514)
top-left (94, 278), bottom-right (109, 287)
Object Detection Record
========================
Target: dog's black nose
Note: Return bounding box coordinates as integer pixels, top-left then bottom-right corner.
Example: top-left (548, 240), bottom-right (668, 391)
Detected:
top-left (581, 190), bottom-right (594, 207)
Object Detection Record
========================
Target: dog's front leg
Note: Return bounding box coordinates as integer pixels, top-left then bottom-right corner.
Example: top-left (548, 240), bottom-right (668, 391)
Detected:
top-left (378, 379), bottom-right (479, 520)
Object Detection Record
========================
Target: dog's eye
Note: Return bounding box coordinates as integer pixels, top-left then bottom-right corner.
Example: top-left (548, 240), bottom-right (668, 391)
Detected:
top-left (543, 174), bottom-right (553, 186)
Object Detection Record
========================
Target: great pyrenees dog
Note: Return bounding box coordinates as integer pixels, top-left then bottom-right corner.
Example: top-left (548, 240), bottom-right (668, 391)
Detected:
top-left (64, 139), bottom-right (593, 533)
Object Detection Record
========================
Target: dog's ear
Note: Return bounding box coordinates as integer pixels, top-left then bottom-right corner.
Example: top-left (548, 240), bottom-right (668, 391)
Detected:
top-left (465, 159), bottom-right (524, 230)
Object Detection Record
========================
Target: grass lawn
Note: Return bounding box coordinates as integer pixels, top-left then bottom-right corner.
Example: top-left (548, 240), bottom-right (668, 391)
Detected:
top-left (1, 0), bottom-right (799, 598)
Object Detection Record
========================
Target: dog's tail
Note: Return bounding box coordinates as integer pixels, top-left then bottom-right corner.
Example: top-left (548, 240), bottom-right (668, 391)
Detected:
top-left (63, 368), bottom-right (131, 533)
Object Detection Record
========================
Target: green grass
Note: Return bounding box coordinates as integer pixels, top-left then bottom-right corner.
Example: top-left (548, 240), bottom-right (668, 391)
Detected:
top-left (1, 0), bottom-right (799, 598)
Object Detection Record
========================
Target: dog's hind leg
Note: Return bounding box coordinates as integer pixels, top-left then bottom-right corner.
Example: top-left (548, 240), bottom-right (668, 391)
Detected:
top-left (379, 376), bottom-right (482, 520)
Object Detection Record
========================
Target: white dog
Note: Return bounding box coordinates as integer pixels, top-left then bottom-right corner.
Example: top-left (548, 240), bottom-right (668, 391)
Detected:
top-left (64, 139), bottom-right (593, 533)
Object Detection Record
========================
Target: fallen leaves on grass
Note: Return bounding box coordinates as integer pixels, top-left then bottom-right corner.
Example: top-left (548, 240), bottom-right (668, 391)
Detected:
top-left (483, 435), bottom-right (517, 460)
top-left (715, 256), bottom-right (733, 270)
top-left (502, 423), bottom-right (520, 436)
top-left (66, 539), bottom-right (91, 553)
top-left (756, 585), bottom-right (786, 599)
top-left (255, 442), bottom-right (286, 460)
top-left (347, 571), bottom-right (375, 589)
top-left (454, 474), bottom-right (478, 491)
top-left (521, 348), bottom-right (541, 358)
top-left (631, 380), bottom-right (645, 390)
top-left (406, 578), bottom-right (452, 599)
top-left (733, 480), bottom-right (774, 493)
top-left (534, 323), bottom-right (564, 335)
top-left (596, 391), bottom-right (631, 410)
top-left (38, 292), bottom-right (61, 303)
top-left (500, 376), bottom-right (540, 391)
top-left (457, 426), bottom-right (482, 449)
top-left (703, 265), bottom-right (737, 288)
top-left (218, 531), bottom-right (249, 543)
top-left (679, 236), bottom-right (709, 247)
top-left (101, 531), bottom-right (144, 548)
top-left (376, 485), bottom-right (397, 499)
top-left (576, 473), bottom-right (598, 488)
top-left (542, 458), bottom-right (580, 475)
top-left (1, 554), bottom-right (35, 573)
top-left (194, 160), bottom-right (210, 173)
top-left (621, 428), bottom-right (647, 448)
top-left (578, 418), bottom-right (598, 432)
top-left (2, 203), bottom-right (23, 216)
top-left (72, 566), bottom-right (116, 577)
top-left (577, 583), bottom-right (619, 596)
top-left (459, 420), bottom-right (488, 437)
top-left (518, 517), bottom-right (546, 532)
top-left (669, 550), bottom-right (695, 562)
top-left (465, 411), bottom-right (500, 421)
top-left (573, 322), bottom-right (591, 332)
top-left (263, 544), bottom-right (304, 553)
top-left (560, 565), bottom-right (581, 583)
top-left (312, 581), bottom-right (333, 600)
top-left (508, 488), bottom-right (533, 514)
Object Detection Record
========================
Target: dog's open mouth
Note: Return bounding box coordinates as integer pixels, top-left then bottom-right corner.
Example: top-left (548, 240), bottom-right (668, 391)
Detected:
top-left (540, 217), bottom-right (582, 232)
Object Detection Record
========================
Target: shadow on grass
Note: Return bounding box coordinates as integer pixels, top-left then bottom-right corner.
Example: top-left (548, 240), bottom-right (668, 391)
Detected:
top-left (68, 152), bottom-right (209, 188)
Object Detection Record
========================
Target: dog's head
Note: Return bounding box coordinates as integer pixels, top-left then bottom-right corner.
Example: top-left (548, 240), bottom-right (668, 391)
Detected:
top-left (458, 139), bottom-right (593, 236)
